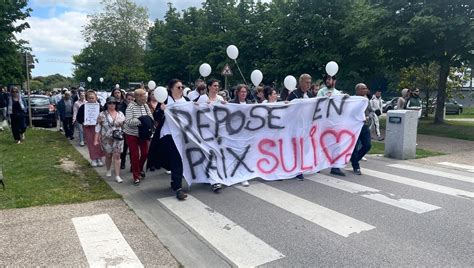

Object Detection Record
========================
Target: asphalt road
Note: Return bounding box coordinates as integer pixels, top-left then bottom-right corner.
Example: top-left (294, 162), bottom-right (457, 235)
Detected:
top-left (74, 142), bottom-right (474, 267)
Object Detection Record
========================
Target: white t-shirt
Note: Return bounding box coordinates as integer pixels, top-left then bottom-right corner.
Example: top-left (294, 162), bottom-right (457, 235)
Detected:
top-left (303, 92), bottom-right (309, 99)
top-left (160, 96), bottom-right (187, 138)
top-left (187, 90), bottom-right (200, 101)
top-left (209, 95), bottom-right (224, 104)
top-left (240, 101), bottom-right (247, 104)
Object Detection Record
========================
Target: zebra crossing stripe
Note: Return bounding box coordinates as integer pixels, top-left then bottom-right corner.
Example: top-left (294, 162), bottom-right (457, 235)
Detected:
top-left (158, 195), bottom-right (285, 267)
top-left (437, 162), bottom-right (474, 173)
top-left (237, 182), bottom-right (375, 237)
top-left (72, 214), bottom-right (143, 267)
top-left (363, 169), bottom-right (474, 199)
top-left (306, 174), bottom-right (441, 214)
top-left (389, 163), bottom-right (474, 184)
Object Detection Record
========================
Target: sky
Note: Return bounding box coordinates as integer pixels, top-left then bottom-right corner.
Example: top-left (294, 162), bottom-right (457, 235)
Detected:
top-left (15, 0), bottom-right (205, 78)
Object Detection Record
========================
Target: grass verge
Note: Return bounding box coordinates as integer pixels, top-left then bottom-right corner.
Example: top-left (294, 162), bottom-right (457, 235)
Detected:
top-left (370, 141), bottom-right (445, 159)
top-left (0, 128), bottom-right (120, 209)
top-left (379, 116), bottom-right (474, 141)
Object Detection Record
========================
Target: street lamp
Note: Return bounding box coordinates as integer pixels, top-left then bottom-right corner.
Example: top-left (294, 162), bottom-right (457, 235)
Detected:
top-left (99, 77), bottom-right (104, 91)
top-left (87, 76), bottom-right (92, 89)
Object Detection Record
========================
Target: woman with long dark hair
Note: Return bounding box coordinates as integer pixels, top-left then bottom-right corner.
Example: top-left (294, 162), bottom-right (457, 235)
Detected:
top-left (7, 87), bottom-right (27, 144)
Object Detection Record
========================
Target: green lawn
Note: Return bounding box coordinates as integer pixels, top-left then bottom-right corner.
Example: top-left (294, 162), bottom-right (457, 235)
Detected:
top-left (380, 116), bottom-right (474, 141)
top-left (370, 141), bottom-right (444, 159)
top-left (0, 128), bottom-right (120, 209)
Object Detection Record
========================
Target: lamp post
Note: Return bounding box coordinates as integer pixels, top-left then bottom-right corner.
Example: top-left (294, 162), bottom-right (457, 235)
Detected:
top-left (99, 77), bottom-right (104, 91)
top-left (87, 76), bottom-right (92, 89)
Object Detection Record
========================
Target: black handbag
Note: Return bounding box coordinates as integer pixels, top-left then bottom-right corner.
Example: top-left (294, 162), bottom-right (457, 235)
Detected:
top-left (106, 111), bottom-right (124, 140)
top-left (375, 109), bottom-right (382, 116)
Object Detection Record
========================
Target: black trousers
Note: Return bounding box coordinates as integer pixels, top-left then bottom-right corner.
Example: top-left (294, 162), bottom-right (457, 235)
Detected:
top-left (351, 125), bottom-right (372, 170)
top-left (10, 113), bottom-right (26, 141)
top-left (121, 137), bottom-right (129, 165)
top-left (62, 117), bottom-right (74, 138)
top-left (160, 135), bottom-right (183, 191)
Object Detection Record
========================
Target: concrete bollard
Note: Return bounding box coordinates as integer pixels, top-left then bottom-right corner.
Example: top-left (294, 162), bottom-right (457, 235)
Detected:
top-left (384, 110), bottom-right (418, 160)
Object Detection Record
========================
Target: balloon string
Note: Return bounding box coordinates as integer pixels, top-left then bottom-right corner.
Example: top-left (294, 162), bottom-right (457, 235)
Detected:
top-left (234, 59), bottom-right (248, 85)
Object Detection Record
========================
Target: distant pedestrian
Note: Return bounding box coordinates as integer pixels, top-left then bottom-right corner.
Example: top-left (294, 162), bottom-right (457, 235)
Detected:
top-left (0, 85), bottom-right (8, 131)
top-left (351, 83), bottom-right (373, 175)
top-left (57, 91), bottom-right (75, 140)
top-left (397, 88), bottom-right (410, 110)
top-left (7, 87), bottom-right (27, 144)
top-left (73, 91), bottom-right (86, 146)
top-left (406, 88), bottom-right (422, 118)
top-left (94, 96), bottom-right (125, 183)
top-left (370, 90), bottom-right (384, 141)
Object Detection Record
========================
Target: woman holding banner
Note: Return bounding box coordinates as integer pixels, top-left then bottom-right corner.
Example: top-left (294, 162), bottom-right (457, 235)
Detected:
top-left (149, 79), bottom-right (189, 200)
top-left (262, 86), bottom-right (278, 103)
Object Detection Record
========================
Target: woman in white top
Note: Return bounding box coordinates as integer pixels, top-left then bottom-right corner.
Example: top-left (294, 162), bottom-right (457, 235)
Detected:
top-left (207, 78), bottom-right (226, 105)
top-left (262, 86), bottom-right (279, 103)
top-left (151, 79), bottom-right (189, 200)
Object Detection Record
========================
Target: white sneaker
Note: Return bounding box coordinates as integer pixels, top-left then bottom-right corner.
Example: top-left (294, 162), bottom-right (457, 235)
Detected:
top-left (115, 176), bottom-right (123, 183)
top-left (362, 157), bottom-right (368, 161)
top-left (79, 141), bottom-right (85, 146)
top-left (106, 170), bottom-right (112, 177)
top-left (97, 159), bottom-right (104, 167)
top-left (241, 181), bottom-right (249, 187)
top-left (165, 170), bottom-right (171, 174)
top-left (91, 160), bottom-right (98, 167)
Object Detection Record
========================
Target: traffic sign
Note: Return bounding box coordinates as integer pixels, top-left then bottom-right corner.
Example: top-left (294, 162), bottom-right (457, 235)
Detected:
top-left (80, 82), bottom-right (86, 88)
top-left (221, 64), bottom-right (233, 76)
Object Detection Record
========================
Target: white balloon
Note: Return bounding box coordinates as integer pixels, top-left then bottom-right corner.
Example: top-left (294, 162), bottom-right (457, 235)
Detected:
top-left (226, 45), bottom-right (239, 60)
top-left (250, 70), bottom-right (263, 87)
top-left (284, 75), bottom-right (297, 91)
top-left (154, 86), bottom-right (168, 103)
top-left (325, 61), bottom-right (339, 76)
top-left (147, 80), bottom-right (156, 90)
top-left (115, 84), bottom-right (120, 89)
top-left (183, 87), bottom-right (191, 96)
top-left (99, 77), bottom-right (104, 83)
top-left (87, 76), bottom-right (92, 82)
top-left (199, 63), bottom-right (212, 77)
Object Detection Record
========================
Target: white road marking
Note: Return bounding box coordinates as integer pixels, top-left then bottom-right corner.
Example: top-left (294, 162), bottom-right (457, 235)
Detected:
top-left (237, 182), bottom-right (375, 237)
top-left (158, 195), bottom-right (284, 267)
top-left (437, 162), bottom-right (474, 173)
top-left (364, 169), bottom-right (474, 199)
top-left (389, 163), bottom-right (474, 184)
top-left (72, 214), bottom-right (143, 268)
top-left (307, 174), bottom-right (441, 214)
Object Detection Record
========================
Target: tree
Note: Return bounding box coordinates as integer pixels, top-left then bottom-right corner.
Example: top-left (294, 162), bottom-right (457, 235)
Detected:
top-left (73, 0), bottom-right (149, 89)
top-left (0, 0), bottom-right (32, 85)
top-left (361, 0), bottom-right (474, 123)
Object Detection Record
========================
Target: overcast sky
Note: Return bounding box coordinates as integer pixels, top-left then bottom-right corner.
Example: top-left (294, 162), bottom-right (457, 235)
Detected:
top-left (15, 0), bottom-right (206, 77)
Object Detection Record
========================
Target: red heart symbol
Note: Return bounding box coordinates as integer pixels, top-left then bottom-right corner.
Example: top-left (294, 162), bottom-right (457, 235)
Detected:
top-left (320, 129), bottom-right (356, 165)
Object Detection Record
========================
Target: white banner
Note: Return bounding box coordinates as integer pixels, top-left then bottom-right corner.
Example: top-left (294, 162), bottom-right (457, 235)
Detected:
top-left (165, 95), bottom-right (368, 186)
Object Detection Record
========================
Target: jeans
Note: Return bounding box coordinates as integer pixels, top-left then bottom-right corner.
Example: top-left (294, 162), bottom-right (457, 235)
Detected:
top-left (76, 122), bottom-right (84, 143)
top-left (351, 125), bottom-right (372, 170)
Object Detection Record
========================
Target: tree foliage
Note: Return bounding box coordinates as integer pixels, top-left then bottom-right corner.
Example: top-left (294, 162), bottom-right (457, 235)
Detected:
top-left (73, 0), bottom-right (149, 90)
top-left (0, 0), bottom-right (32, 85)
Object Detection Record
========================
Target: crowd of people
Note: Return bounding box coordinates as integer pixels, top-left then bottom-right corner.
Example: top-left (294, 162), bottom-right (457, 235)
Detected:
top-left (1, 74), bottom-right (422, 201)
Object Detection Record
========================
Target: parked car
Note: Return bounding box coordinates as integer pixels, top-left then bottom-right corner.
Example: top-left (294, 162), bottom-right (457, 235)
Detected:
top-left (24, 95), bottom-right (57, 127)
top-left (428, 98), bottom-right (463, 115)
top-left (382, 98), bottom-right (398, 113)
top-left (445, 99), bottom-right (463, 115)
